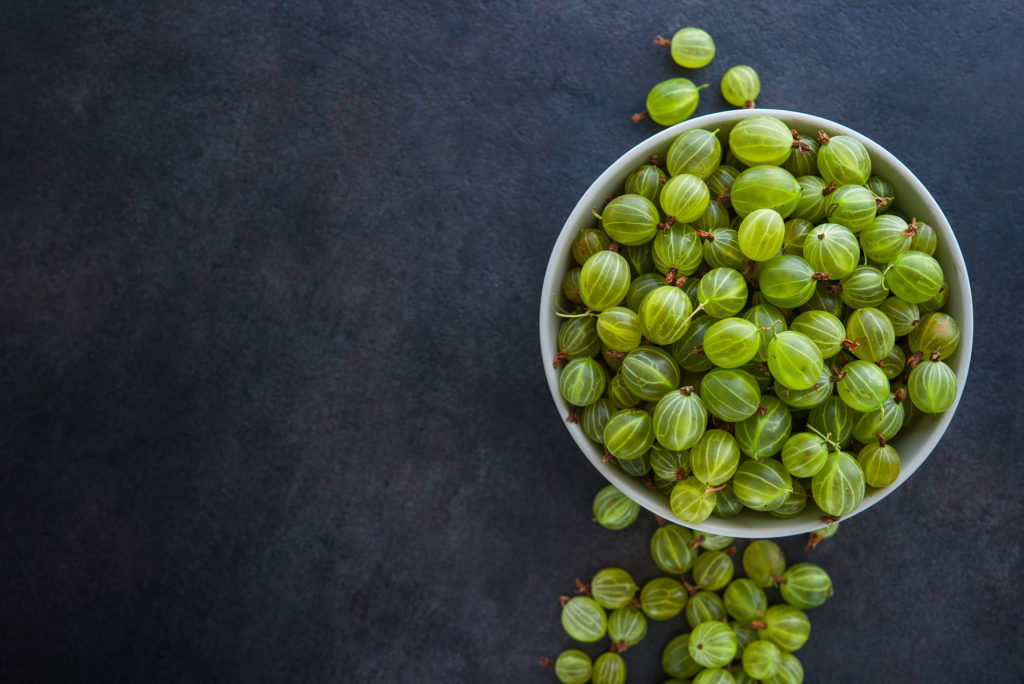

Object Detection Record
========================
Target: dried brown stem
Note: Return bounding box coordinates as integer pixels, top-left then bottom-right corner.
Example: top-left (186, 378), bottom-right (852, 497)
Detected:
top-left (631, 110), bottom-right (649, 123)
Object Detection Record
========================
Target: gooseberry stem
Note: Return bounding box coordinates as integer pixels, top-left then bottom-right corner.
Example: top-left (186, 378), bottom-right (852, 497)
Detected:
top-left (631, 110), bottom-right (649, 122)
top-left (552, 349), bottom-right (569, 368)
top-left (807, 424), bottom-right (842, 451)
top-left (750, 620), bottom-right (767, 629)
top-left (816, 130), bottom-right (830, 145)
top-left (653, 35), bottom-right (672, 46)
top-left (537, 656), bottom-right (555, 668)
top-left (554, 309), bottom-right (595, 319)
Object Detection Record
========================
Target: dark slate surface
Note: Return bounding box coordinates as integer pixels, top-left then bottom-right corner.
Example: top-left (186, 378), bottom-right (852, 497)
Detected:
top-left (3, 0), bottom-right (1023, 682)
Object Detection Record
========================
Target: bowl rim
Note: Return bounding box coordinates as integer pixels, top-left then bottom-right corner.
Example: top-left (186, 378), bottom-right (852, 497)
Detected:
top-left (539, 108), bottom-right (974, 538)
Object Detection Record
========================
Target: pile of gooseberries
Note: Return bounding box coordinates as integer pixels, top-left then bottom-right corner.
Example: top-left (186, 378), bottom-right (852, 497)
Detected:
top-left (541, 497), bottom-right (839, 683)
top-left (554, 115), bottom-right (961, 525)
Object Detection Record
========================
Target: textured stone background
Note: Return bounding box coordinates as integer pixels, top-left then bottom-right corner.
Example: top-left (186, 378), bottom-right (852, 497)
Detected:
top-left (3, 0), bottom-right (1023, 681)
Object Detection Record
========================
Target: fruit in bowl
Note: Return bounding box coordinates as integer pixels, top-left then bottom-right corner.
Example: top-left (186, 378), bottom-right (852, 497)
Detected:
top-left (539, 109), bottom-right (973, 537)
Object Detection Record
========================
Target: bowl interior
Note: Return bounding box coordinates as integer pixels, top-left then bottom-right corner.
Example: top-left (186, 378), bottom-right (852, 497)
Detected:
top-left (539, 109), bottom-right (973, 538)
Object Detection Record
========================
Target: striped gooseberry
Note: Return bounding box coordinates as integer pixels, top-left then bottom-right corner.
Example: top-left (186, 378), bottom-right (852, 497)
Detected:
top-left (692, 549), bottom-right (735, 591)
top-left (703, 317), bottom-right (761, 368)
top-left (623, 241), bottom-right (656, 275)
top-left (877, 296), bottom-right (919, 336)
top-left (621, 346), bottom-right (680, 401)
top-left (845, 307), bottom-right (896, 362)
top-left (803, 222), bottom-right (859, 279)
top-left (836, 359), bottom-right (889, 411)
top-left (732, 458), bottom-right (792, 511)
top-left (555, 316), bottom-right (602, 366)
top-left (768, 652), bottom-right (805, 684)
top-left (743, 640), bottom-right (782, 680)
top-left (701, 227), bottom-right (747, 270)
top-left (650, 523), bottom-right (697, 574)
top-left (558, 357), bottom-right (606, 406)
top-left (596, 306), bottom-right (642, 352)
top-left (790, 310), bottom-right (845, 358)
top-left (700, 368), bottom-right (761, 421)
top-left (738, 208), bottom-right (785, 261)
top-left (623, 164), bottom-right (666, 204)
top-left (615, 452), bottom-right (651, 477)
top-left (639, 285), bottom-right (694, 345)
top-left (644, 78), bottom-right (706, 125)
top-left (661, 173), bottom-right (711, 223)
top-left (572, 227), bottom-right (612, 264)
top-left (757, 254), bottom-right (825, 308)
top-left (553, 649), bottom-right (591, 684)
top-left (790, 174), bottom-right (829, 222)
top-left (824, 183), bottom-right (876, 232)
top-left (908, 312), bottom-right (960, 359)
top-left (878, 344), bottom-right (907, 380)
top-left (697, 267), bottom-right (749, 317)
top-left (591, 652), bottom-right (626, 684)
top-left (735, 395), bottom-right (793, 460)
top-left (562, 266), bottom-right (583, 304)
top-left (653, 222), bottom-right (704, 276)
top-left (773, 365), bottom-right (831, 410)
top-left (908, 218), bottom-right (937, 254)
top-left (693, 200), bottom-right (732, 231)
top-left (767, 330), bottom-right (824, 390)
top-left (778, 562), bottom-right (833, 609)
top-left (669, 27), bottom-right (716, 68)
top-left (713, 481), bottom-right (744, 518)
top-left (724, 578), bottom-right (768, 622)
top-left (754, 604), bottom-right (810, 651)
top-left (626, 272), bottom-right (665, 310)
top-left (603, 408), bottom-right (654, 460)
top-left (669, 477), bottom-right (719, 524)
top-left (579, 249), bottom-right (631, 311)
top-left (580, 398), bottom-right (613, 444)
top-left (688, 620), bottom-right (738, 668)
top-left (720, 65), bottom-right (760, 108)
top-left (811, 450), bottom-right (866, 517)
top-left (783, 133), bottom-right (819, 176)
top-left (591, 567), bottom-right (639, 609)
top-left (662, 632), bottom-right (704, 679)
top-left (667, 127), bottom-right (723, 178)
top-left (729, 116), bottom-right (793, 167)
top-left (780, 431), bottom-right (829, 478)
top-left (839, 265), bottom-right (889, 309)
top-left (694, 668), bottom-right (733, 684)
top-left (669, 313), bottom-right (716, 372)
top-left (858, 437), bottom-right (901, 487)
top-left (560, 595), bottom-right (607, 642)
top-left (607, 606), bottom-right (647, 651)
top-left (649, 444), bottom-right (691, 482)
top-left (640, 577), bottom-right (688, 620)
top-left (816, 131), bottom-right (871, 186)
top-left (653, 386), bottom-right (708, 450)
top-left (851, 393), bottom-right (904, 443)
top-left (807, 396), bottom-right (854, 447)
top-left (884, 250), bottom-right (944, 303)
top-left (742, 303), bottom-right (786, 361)
top-left (769, 479), bottom-right (808, 519)
top-left (860, 213), bottom-right (912, 262)
top-left (598, 194), bottom-right (660, 245)
top-left (706, 164), bottom-right (739, 201)
top-left (592, 484), bottom-right (639, 530)
top-left (606, 373), bottom-right (638, 409)
top-left (742, 540), bottom-right (786, 588)
top-left (689, 428), bottom-right (741, 485)
top-left (907, 359), bottom-right (957, 413)
top-left (783, 217), bottom-right (815, 255)
top-left (867, 175), bottom-right (895, 212)
top-left (800, 280), bottom-right (845, 317)
top-left (729, 165), bottom-right (801, 218)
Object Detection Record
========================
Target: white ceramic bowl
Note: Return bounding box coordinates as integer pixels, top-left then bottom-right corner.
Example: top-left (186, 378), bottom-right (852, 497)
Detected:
top-left (539, 109), bottom-right (973, 538)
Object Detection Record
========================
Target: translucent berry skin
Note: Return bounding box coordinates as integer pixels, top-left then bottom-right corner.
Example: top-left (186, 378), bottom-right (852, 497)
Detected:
top-left (621, 346), bottom-right (681, 402)
top-left (774, 366), bottom-right (831, 410)
top-left (837, 359), bottom-right (890, 411)
top-left (607, 606), bottom-right (647, 648)
top-left (743, 540), bottom-right (786, 587)
top-left (650, 444), bottom-right (691, 482)
top-left (790, 310), bottom-right (845, 358)
top-left (653, 388), bottom-right (708, 451)
top-left (790, 175), bottom-right (829, 222)
top-left (688, 620), bottom-right (738, 668)
top-left (729, 116), bottom-right (793, 167)
top-left (650, 524), bottom-right (697, 574)
top-left (721, 65), bottom-right (761, 107)
top-left (593, 485), bottom-right (640, 530)
top-left (703, 317), bottom-right (761, 369)
top-left (694, 668), bottom-right (735, 684)
top-left (606, 373), bottom-right (638, 410)
top-left (668, 128), bottom-right (723, 178)
top-left (700, 368), bottom-right (761, 422)
top-left (758, 255), bottom-right (819, 309)
top-left (803, 222), bottom-right (859, 278)
top-left (694, 201), bottom-right (732, 232)
top-left (558, 357), bottom-right (606, 407)
top-left (562, 267), bottom-right (583, 304)
top-left (581, 398), bottom-right (613, 444)
top-left (817, 133), bottom-right (871, 186)
top-left (845, 307), bottom-right (896, 362)
top-left (698, 267), bottom-right (749, 318)
top-left (639, 285), bottom-right (694, 346)
top-left (653, 223), bottom-right (704, 276)
top-left (770, 479), bottom-right (808, 519)
top-left (662, 632), bottom-right (704, 679)
top-left (690, 428), bottom-right (741, 486)
top-left (909, 219), bottom-right (937, 254)
top-left (867, 175), bottom-right (895, 212)
top-left (603, 408), bottom-right (654, 460)
top-left (735, 396), bottom-right (793, 460)
top-left (554, 649), bottom-right (592, 684)
top-left (670, 27), bottom-right (716, 68)
top-left (851, 394), bottom-right (904, 443)
top-left (729, 165), bottom-right (801, 218)
top-left (743, 639), bottom-right (783, 680)
top-left (743, 303), bottom-right (787, 362)
top-left (783, 135), bottom-right (819, 177)
top-left (757, 604), bottom-right (811, 651)
top-left (877, 296), bottom-right (920, 337)
top-left (877, 344), bottom-right (907, 380)
top-left (561, 596), bottom-right (607, 642)
top-left (623, 241), bottom-right (656, 276)
top-left (908, 359), bottom-right (957, 413)
top-left (737, 208), bottom-right (785, 261)
top-left (767, 331), bottom-right (824, 391)
top-left (558, 316), bottom-right (602, 360)
top-left (614, 452), bottom-right (650, 477)
top-left (573, 227), bottom-right (613, 264)
top-left (600, 193), bottom-right (660, 245)
top-left (646, 78), bottom-right (705, 125)
top-left (707, 164), bottom-right (740, 201)
top-left (908, 312), bottom-right (960, 359)
top-left (670, 313), bottom-right (716, 372)
top-left (596, 307), bottom-right (642, 352)
top-left (692, 549), bottom-right (736, 592)
top-left (591, 652), bottom-right (627, 684)
top-left (641, 576), bottom-right (688, 620)
top-left (824, 183), bottom-right (876, 232)
top-left (765, 652), bottom-right (804, 684)
top-left (858, 442), bottom-right (901, 487)
top-left (713, 481), bottom-right (744, 518)
top-left (811, 451), bottom-right (866, 517)
top-left (624, 164), bottom-right (666, 204)
top-left (884, 250), bottom-right (944, 304)
top-left (840, 265), bottom-right (889, 309)
top-left (670, 478), bottom-right (717, 524)
top-left (724, 578), bottom-right (768, 622)
top-left (579, 250), bottom-right (631, 311)
top-left (662, 173), bottom-right (711, 222)
top-left (860, 214), bottom-right (911, 263)
top-left (591, 567), bottom-right (639, 609)
top-left (808, 396), bottom-right (854, 447)
top-left (779, 562), bottom-right (833, 609)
